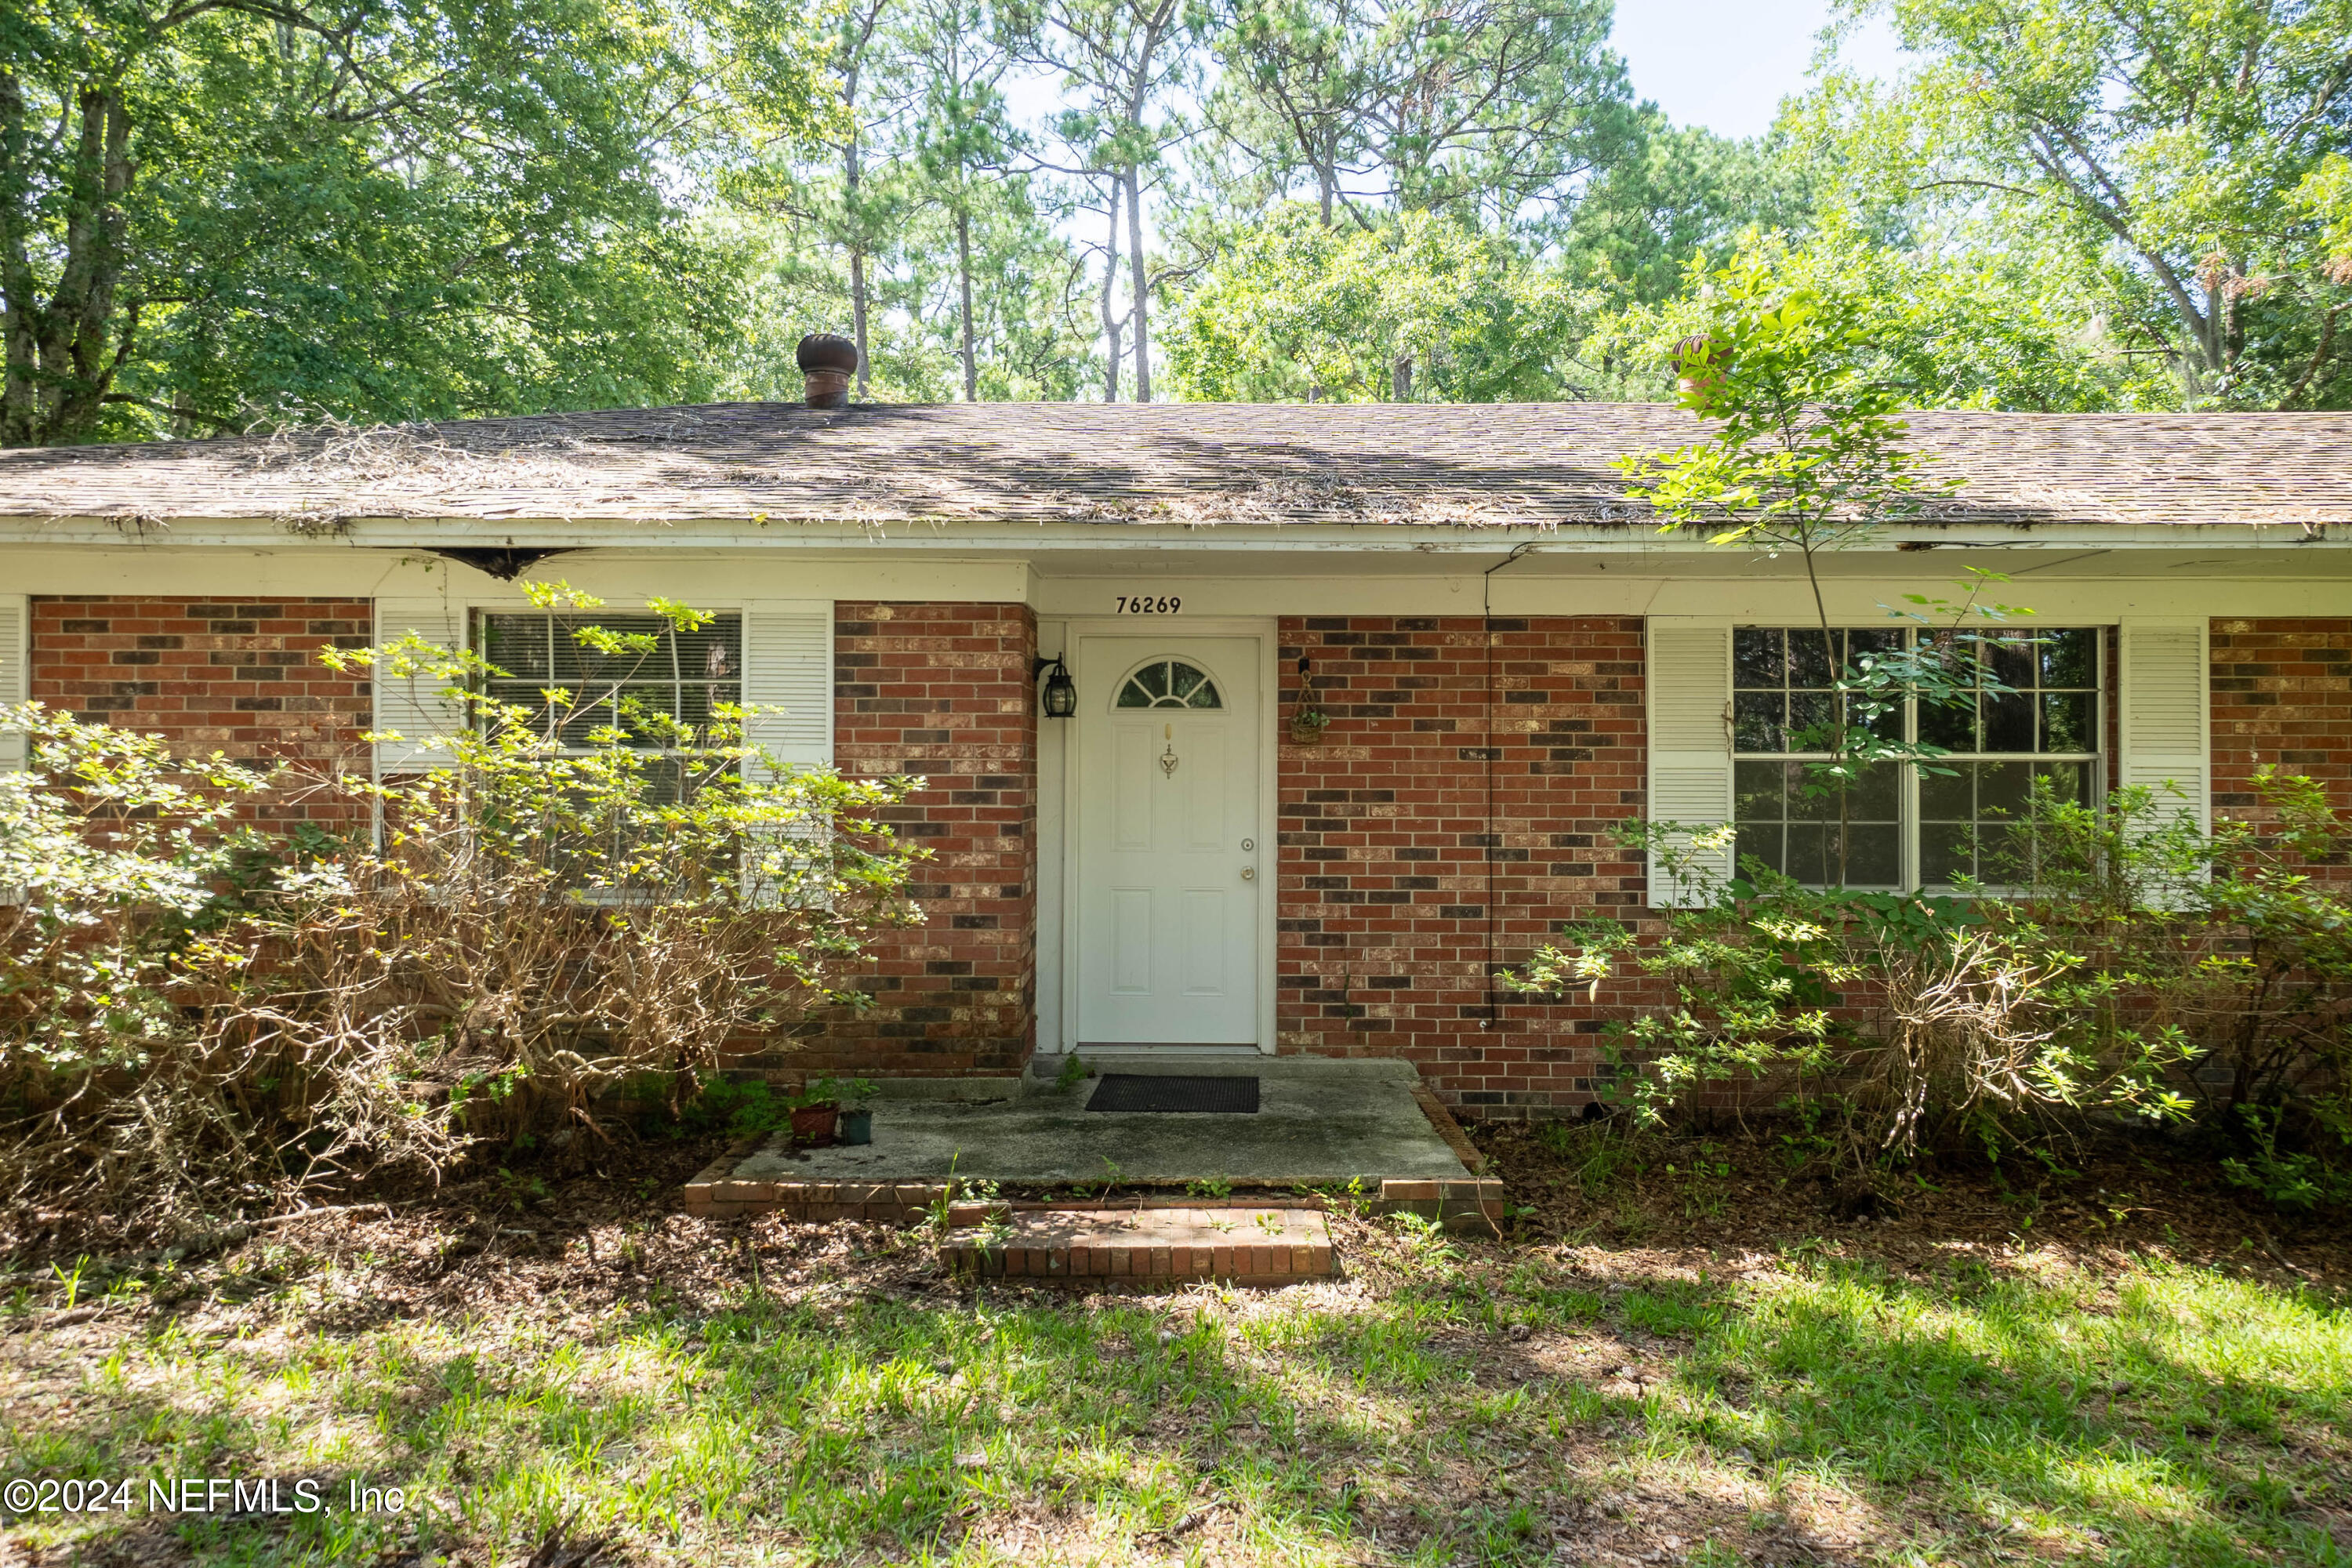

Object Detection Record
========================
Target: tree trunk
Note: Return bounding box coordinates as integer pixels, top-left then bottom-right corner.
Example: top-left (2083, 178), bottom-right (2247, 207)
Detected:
top-left (1392, 353), bottom-right (1412, 401)
top-left (850, 248), bottom-right (870, 398)
top-left (956, 205), bottom-right (978, 401)
top-left (1126, 163), bottom-right (1149, 403)
top-left (4, 83), bottom-right (134, 448)
top-left (842, 55), bottom-right (869, 399)
top-left (1101, 180), bottom-right (1122, 402)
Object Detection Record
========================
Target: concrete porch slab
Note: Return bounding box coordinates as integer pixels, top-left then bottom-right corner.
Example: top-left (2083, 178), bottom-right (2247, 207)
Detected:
top-left (684, 1056), bottom-right (1504, 1229)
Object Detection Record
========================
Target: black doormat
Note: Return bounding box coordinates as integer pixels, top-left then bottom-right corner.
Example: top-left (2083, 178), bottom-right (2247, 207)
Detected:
top-left (1086, 1073), bottom-right (1261, 1114)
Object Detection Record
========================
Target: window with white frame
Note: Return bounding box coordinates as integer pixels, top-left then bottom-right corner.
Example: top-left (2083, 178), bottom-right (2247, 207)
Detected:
top-left (474, 609), bottom-right (743, 797)
top-left (1730, 625), bottom-right (2102, 891)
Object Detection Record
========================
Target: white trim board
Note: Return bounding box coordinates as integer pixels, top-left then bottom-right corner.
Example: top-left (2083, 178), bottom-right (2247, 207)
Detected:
top-left (0, 550), bottom-right (1029, 604)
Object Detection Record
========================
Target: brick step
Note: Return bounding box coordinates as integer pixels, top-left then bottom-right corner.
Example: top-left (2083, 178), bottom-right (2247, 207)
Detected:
top-left (940, 1206), bottom-right (1334, 1286)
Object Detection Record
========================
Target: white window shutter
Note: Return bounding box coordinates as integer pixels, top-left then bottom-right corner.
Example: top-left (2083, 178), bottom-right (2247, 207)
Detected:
top-left (1645, 618), bottom-right (1733, 906)
top-left (741, 601), bottom-right (834, 777)
top-left (372, 595), bottom-right (467, 776)
top-left (0, 593), bottom-right (26, 772)
top-left (740, 601), bottom-right (834, 907)
top-left (2118, 619), bottom-right (2210, 835)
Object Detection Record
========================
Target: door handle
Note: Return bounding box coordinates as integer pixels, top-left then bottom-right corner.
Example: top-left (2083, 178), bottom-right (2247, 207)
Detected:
top-left (1240, 866), bottom-right (1256, 880)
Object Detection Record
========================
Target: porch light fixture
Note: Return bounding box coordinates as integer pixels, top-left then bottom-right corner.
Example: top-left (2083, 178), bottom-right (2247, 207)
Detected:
top-left (1033, 655), bottom-right (1076, 718)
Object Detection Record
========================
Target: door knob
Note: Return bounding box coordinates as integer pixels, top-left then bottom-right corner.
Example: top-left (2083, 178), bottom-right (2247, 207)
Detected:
top-left (1240, 866), bottom-right (1256, 880)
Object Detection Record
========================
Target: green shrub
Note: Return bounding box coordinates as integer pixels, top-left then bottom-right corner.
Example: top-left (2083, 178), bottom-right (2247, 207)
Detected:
top-left (0, 584), bottom-right (924, 1243)
top-left (1509, 768), bottom-right (2351, 1196)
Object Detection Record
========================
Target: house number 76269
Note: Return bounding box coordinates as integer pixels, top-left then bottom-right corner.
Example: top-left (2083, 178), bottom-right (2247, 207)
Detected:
top-left (1115, 595), bottom-right (1181, 614)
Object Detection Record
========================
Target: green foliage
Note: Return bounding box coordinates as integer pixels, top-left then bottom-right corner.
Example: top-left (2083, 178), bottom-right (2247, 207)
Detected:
top-left (0, 586), bottom-right (924, 1240)
top-left (1867, 0), bottom-right (2352, 408)
top-left (1593, 225), bottom-right (2135, 412)
top-left (4, 0), bottom-right (837, 445)
top-left (1166, 206), bottom-right (1585, 401)
top-left (1511, 768), bottom-right (2352, 1195)
top-left (673, 1077), bottom-right (797, 1138)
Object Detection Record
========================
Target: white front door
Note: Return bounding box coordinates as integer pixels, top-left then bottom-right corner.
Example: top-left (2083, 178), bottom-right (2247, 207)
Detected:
top-left (1073, 635), bottom-right (1262, 1046)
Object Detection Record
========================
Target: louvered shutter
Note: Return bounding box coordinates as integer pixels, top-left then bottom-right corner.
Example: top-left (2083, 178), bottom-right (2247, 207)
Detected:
top-left (372, 595), bottom-right (467, 776)
top-left (740, 601), bottom-right (833, 906)
top-left (0, 593), bottom-right (26, 772)
top-left (2118, 620), bottom-right (2209, 905)
top-left (741, 601), bottom-right (833, 775)
top-left (2118, 619), bottom-right (2209, 830)
top-left (1645, 618), bottom-right (1734, 906)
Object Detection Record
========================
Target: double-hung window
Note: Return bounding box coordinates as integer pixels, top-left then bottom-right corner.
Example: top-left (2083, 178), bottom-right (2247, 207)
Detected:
top-left (1730, 625), bottom-right (2103, 893)
top-left (474, 609), bottom-right (744, 800)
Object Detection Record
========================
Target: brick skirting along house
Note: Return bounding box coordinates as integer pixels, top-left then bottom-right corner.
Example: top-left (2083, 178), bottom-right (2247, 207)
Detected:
top-left (5, 402), bottom-right (2350, 1114)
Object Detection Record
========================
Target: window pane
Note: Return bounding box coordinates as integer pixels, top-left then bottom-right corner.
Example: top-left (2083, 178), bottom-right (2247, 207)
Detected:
top-left (2037, 760), bottom-right (2093, 809)
top-left (1848, 626), bottom-right (1903, 662)
top-left (1919, 696), bottom-right (1976, 751)
top-left (1920, 822), bottom-right (1973, 886)
top-left (1987, 634), bottom-right (2034, 691)
top-left (1845, 824), bottom-right (1901, 887)
top-left (1733, 760), bottom-right (1786, 822)
top-left (1733, 691), bottom-right (1782, 751)
top-left (1736, 823), bottom-right (1784, 877)
top-left (1788, 630), bottom-right (1835, 688)
top-left (1854, 696), bottom-right (1904, 743)
top-left (480, 613), bottom-right (551, 680)
top-left (1983, 690), bottom-right (2034, 751)
top-left (1733, 627), bottom-right (1783, 687)
top-left (1787, 691), bottom-right (1835, 748)
top-left (1784, 824), bottom-right (1836, 884)
top-left (1135, 662), bottom-right (1169, 701)
top-left (2041, 628), bottom-right (2096, 688)
top-left (2040, 691), bottom-right (2096, 753)
top-left (1919, 764), bottom-right (1973, 820)
top-left (1849, 760), bottom-right (1900, 818)
top-left (1978, 760), bottom-right (2034, 819)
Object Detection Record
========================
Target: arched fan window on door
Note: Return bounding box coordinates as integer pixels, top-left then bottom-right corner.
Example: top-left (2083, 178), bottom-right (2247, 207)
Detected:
top-left (1115, 659), bottom-right (1223, 710)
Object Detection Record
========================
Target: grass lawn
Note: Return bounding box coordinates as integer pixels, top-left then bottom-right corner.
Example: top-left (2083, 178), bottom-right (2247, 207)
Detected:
top-left (4, 1129), bottom-right (2348, 1566)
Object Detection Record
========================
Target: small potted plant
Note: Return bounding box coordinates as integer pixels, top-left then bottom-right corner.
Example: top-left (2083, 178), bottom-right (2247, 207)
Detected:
top-left (836, 1080), bottom-right (880, 1145)
top-left (787, 1079), bottom-right (840, 1146)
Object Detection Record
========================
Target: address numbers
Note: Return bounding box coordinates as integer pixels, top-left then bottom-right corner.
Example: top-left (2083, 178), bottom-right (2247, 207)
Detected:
top-left (1115, 595), bottom-right (1182, 614)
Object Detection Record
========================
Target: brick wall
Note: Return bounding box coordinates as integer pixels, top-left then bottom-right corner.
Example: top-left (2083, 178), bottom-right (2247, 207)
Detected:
top-left (1275, 616), bottom-right (1650, 1114)
top-left (27, 597), bottom-right (373, 820)
top-left (783, 602), bottom-right (1039, 1080)
top-left (2211, 617), bottom-right (2352, 848)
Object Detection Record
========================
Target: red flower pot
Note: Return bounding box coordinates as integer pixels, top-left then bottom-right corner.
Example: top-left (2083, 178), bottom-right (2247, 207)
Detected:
top-left (789, 1105), bottom-right (838, 1145)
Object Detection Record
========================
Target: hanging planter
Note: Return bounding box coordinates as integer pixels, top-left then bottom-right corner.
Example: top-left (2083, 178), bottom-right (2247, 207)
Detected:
top-left (1289, 655), bottom-right (1330, 743)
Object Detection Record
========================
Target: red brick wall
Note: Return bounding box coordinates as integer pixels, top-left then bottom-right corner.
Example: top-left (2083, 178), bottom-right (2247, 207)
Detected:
top-left (2211, 617), bottom-right (2352, 844)
top-left (27, 597), bottom-right (373, 820)
top-left (785, 602), bottom-right (1039, 1079)
top-left (1276, 616), bottom-right (1650, 1115)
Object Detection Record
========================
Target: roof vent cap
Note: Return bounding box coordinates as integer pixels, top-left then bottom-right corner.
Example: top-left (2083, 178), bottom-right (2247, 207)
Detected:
top-left (797, 333), bottom-right (858, 408)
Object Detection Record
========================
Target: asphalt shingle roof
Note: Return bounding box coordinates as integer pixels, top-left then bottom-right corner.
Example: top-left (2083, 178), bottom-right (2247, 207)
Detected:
top-left (2, 401), bottom-right (2347, 530)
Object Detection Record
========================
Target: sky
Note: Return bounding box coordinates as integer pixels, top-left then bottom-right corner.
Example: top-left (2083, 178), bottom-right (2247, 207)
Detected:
top-left (1613, 0), bottom-right (1907, 140)
top-left (999, 0), bottom-right (1911, 154)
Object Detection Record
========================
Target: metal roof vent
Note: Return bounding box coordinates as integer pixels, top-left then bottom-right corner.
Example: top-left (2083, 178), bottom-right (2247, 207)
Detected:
top-left (797, 334), bottom-right (858, 408)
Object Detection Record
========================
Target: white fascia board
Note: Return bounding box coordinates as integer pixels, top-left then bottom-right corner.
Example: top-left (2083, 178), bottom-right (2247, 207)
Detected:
top-left (1, 512), bottom-right (2344, 554)
top-left (0, 546), bottom-right (1033, 604)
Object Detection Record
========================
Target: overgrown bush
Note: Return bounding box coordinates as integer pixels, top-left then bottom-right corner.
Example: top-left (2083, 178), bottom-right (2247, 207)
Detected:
top-left (1513, 770), bottom-right (2352, 1195)
top-left (0, 586), bottom-right (921, 1245)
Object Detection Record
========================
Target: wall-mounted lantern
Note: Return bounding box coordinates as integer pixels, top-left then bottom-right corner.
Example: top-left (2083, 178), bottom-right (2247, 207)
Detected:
top-left (1033, 655), bottom-right (1076, 718)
